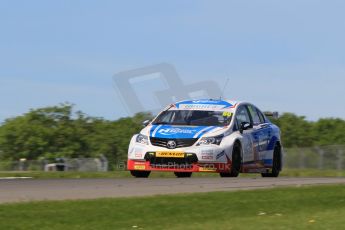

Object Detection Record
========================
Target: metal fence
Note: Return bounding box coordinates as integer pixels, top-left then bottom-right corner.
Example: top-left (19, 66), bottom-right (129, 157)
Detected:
top-left (1, 145), bottom-right (345, 172)
top-left (283, 145), bottom-right (345, 170)
top-left (0, 157), bottom-right (109, 172)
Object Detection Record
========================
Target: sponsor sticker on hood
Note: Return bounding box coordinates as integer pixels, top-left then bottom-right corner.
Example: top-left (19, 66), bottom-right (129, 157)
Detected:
top-left (150, 125), bottom-right (218, 139)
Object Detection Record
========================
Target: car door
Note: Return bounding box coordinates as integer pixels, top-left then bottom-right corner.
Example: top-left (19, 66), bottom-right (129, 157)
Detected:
top-left (247, 105), bottom-right (271, 165)
top-left (234, 105), bottom-right (255, 163)
top-left (256, 108), bottom-right (275, 166)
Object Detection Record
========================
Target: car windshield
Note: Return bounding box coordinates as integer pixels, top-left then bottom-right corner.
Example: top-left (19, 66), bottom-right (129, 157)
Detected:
top-left (152, 110), bottom-right (232, 126)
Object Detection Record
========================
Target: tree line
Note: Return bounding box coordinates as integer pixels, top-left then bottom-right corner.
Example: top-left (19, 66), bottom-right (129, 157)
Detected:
top-left (0, 103), bottom-right (151, 165)
top-left (0, 103), bottom-right (344, 164)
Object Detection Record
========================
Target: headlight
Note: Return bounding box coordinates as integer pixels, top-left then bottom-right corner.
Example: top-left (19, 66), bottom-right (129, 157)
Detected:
top-left (136, 134), bottom-right (149, 145)
top-left (197, 135), bottom-right (223, 146)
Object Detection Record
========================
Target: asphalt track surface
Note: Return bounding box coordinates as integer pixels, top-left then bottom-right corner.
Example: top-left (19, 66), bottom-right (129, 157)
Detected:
top-left (1, 177), bottom-right (345, 204)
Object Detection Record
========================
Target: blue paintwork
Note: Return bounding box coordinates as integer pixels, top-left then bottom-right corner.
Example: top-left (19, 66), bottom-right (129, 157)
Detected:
top-left (263, 159), bottom-right (273, 165)
top-left (267, 136), bottom-right (278, 151)
top-left (150, 125), bottom-right (217, 139)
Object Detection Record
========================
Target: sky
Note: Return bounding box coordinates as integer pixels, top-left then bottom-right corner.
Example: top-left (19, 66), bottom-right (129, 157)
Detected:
top-left (0, 0), bottom-right (344, 122)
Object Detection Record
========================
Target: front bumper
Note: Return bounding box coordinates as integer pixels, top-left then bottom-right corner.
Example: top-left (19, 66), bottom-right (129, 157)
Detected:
top-left (129, 143), bottom-right (230, 162)
top-left (128, 150), bottom-right (231, 173)
top-left (128, 138), bottom-right (233, 173)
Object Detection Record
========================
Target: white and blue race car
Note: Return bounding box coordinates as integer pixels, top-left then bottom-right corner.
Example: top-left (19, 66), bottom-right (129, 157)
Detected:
top-left (128, 99), bottom-right (282, 178)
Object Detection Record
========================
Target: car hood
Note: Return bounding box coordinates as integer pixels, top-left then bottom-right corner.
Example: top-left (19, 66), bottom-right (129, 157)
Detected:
top-left (145, 125), bottom-right (225, 139)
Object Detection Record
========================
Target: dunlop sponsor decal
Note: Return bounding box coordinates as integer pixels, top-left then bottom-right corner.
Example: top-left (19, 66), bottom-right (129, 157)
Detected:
top-left (156, 152), bottom-right (185, 158)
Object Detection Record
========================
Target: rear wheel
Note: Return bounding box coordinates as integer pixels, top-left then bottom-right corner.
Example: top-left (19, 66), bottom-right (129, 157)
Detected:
top-left (130, 170), bottom-right (151, 178)
top-left (261, 144), bottom-right (281, 178)
top-left (220, 142), bottom-right (242, 177)
top-left (174, 172), bottom-right (192, 178)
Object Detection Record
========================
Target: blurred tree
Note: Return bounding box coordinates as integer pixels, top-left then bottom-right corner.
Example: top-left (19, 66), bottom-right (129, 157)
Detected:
top-left (0, 103), bottom-right (152, 165)
top-left (312, 118), bottom-right (345, 146)
top-left (271, 113), bottom-right (315, 147)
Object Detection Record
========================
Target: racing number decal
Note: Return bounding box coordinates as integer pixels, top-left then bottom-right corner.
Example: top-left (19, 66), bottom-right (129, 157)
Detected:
top-left (222, 112), bottom-right (232, 117)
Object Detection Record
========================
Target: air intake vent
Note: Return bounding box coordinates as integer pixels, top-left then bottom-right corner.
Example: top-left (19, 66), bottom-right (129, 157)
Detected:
top-left (150, 137), bottom-right (198, 148)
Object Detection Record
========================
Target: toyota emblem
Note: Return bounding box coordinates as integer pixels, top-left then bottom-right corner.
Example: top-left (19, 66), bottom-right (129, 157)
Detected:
top-left (167, 140), bottom-right (177, 149)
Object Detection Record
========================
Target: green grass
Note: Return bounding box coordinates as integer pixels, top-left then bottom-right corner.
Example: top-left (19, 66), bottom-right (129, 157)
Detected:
top-left (1, 185), bottom-right (345, 229)
top-left (0, 168), bottom-right (345, 179)
top-left (280, 168), bottom-right (345, 177)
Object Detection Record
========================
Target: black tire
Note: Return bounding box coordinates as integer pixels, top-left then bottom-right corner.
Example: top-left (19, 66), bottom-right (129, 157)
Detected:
top-left (130, 170), bottom-right (151, 178)
top-left (220, 142), bottom-right (242, 177)
top-left (262, 144), bottom-right (281, 178)
top-left (174, 172), bottom-right (192, 178)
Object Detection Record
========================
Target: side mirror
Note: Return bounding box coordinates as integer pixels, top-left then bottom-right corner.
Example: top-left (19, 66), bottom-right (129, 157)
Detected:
top-left (142, 120), bottom-right (151, 127)
top-left (264, 111), bottom-right (279, 119)
top-left (240, 122), bottom-right (252, 134)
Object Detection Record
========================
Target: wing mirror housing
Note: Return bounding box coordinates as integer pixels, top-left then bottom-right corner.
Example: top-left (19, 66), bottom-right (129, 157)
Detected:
top-left (240, 122), bottom-right (252, 134)
top-left (142, 120), bottom-right (151, 127)
top-left (264, 111), bottom-right (279, 119)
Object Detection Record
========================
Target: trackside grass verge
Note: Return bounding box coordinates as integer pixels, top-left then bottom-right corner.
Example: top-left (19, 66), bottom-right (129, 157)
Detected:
top-left (0, 185), bottom-right (345, 230)
top-left (0, 168), bottom-right (345, 179)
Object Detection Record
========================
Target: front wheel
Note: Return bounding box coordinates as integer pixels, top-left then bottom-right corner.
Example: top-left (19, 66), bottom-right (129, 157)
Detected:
top-left (174, 172), bottom-right (192, 178)
top-left (130, 170), bottom-right (151, 178)
top-left (261, 145), bottom-right (281, 178)
top-left (220, 143), bottom-right (242, 178)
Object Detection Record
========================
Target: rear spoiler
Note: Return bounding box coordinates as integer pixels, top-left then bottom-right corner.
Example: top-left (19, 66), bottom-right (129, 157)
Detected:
top-left (263, 111), bottom-right (279, 119)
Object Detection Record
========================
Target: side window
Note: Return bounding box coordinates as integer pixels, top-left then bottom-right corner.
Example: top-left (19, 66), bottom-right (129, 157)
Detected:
top-left (235, 106), bottom-right (251, 128)
top-left (247, 105), bottom-right (262, 125)
top-left (256, 108), bottom-right (266, 123)
top-left (157, 111), bottom-right (174, 123)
